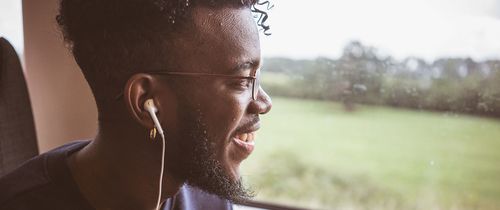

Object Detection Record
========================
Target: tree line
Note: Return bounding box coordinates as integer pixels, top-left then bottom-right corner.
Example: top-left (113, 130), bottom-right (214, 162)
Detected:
top-left (262, 41), bottom-right (500, 117)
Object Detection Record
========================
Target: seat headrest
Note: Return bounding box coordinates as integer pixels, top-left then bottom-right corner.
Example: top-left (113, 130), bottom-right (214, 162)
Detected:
top-left (0, 37), bottom-right (39, 176)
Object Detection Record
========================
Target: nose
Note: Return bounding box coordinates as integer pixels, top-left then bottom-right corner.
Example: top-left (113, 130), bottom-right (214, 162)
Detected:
top-left (248, 87), bottom-right (272, 115)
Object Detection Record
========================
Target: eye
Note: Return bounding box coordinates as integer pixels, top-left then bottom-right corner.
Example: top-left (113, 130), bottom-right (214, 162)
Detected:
top-left (229, 78), bottom-right (252, 90)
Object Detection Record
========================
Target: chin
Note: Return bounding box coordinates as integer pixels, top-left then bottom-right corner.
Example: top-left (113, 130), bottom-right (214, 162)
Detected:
top-left (182, 138), bottom-right (254, 202)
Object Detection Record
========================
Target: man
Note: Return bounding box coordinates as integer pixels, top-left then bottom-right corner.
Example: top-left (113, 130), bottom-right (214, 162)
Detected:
top-left (0, 0), bottom-right (272, 209)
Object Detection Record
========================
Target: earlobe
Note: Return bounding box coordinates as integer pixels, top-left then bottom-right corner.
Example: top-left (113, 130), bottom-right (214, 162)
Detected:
top-left (123, 73), bottom-right (157, 128)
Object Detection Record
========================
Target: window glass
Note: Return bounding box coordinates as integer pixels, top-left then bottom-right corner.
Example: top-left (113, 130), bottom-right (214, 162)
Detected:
top-left (0, 0), bottom-right (24, 59)
top-left (242, 1), bottom-right (500, 209)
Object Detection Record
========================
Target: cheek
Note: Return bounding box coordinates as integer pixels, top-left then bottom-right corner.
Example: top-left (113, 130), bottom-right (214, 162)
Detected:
top-left (196, 81), bottom-right (249, 161)
top-left (205, 83), bottom-right (248, 141)
top-left (207, 98), bottom-right (246, 144)
top-left (203, 96), bottom-right (246, 154)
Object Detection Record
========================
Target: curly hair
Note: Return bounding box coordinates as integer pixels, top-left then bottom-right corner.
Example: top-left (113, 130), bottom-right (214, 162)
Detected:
top-left (56, 0), bottom-right (271, 107)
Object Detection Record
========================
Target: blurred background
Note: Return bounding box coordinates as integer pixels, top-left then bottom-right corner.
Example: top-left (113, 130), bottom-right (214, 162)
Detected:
top-left (2, 0), bottom-right (500, 209)
top-left (243, 0), bottom-right (500, 209)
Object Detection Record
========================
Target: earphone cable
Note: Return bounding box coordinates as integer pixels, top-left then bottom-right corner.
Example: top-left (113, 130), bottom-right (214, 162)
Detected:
top-left (155, 132), bottom-right (166, 210)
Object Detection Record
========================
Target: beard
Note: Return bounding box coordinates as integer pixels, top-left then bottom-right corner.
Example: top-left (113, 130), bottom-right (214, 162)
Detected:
top-left (166, 100), bottom-right (253, 203)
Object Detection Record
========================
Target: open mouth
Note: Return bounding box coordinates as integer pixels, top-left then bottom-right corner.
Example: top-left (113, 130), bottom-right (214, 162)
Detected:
top-left (231, 132), bottom-right (256, 158)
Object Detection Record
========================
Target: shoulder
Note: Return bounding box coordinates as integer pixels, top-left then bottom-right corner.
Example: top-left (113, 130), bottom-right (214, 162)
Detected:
top-left (0, 150), bottom-right (49, 202)
top-left (0, 140), bottom-right (91, 209)
top-left (175, 185), bottom-right (233, 210)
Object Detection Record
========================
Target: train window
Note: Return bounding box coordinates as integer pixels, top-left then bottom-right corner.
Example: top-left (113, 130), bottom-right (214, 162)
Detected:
top-left (0, 0), bottom-right (24, 59)
top-left (240, 0), bottom-right (500, 209)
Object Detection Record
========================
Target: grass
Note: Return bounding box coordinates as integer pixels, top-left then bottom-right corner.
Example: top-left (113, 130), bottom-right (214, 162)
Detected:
top-left (240, 97), bottom-right (500, 210)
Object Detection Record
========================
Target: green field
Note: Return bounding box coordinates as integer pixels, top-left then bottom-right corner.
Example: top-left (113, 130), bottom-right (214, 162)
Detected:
top-left (241, 97), bottom-right (500, 210)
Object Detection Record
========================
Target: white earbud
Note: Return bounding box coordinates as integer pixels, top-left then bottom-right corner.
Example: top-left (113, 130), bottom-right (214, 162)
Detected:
top-left (144, 99), bottom-right (164, 136)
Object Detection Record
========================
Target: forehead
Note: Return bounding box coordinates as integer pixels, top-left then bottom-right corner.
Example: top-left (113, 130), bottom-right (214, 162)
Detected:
top-left (172, 6), bottom-right (261, 72)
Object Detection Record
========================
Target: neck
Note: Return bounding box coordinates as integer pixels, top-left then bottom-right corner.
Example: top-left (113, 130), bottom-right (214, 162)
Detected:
top-left (68, 121), bottom-right (184, 210)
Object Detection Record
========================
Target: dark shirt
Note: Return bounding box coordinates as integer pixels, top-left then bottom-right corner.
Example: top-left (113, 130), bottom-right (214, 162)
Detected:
top-left (0, 140), bottom-right (232, 210)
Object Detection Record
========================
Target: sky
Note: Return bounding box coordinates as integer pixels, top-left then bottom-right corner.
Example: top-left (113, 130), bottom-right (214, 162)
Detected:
top-left (260, 0), bottom-right (500, 61)
top-left (1, 0), bottom-right (499, 61)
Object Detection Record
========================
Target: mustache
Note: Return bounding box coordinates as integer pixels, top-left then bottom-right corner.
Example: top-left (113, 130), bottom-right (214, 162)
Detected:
top-left (234, 116), bottom-right (260, 134)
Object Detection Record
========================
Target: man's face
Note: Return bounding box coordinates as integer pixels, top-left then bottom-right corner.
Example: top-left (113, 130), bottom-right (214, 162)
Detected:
top-left (159, 6), bottom-right (272, 202)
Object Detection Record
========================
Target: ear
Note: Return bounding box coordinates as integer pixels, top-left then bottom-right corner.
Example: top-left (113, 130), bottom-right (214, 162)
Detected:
top-left (123, 73), bottom-right (160, 129)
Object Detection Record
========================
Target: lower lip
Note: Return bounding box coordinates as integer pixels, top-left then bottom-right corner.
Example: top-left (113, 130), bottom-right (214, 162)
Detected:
top-left (231, 136), bottom-right (255, 158)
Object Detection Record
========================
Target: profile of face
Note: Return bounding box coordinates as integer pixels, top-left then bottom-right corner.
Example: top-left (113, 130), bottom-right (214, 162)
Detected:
top-left (154, 6), bottom-right (272, 202)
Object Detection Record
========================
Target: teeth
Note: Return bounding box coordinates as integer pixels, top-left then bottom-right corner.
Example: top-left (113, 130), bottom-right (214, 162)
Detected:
top-left (236, 132), bottom-right (257, 143)
top-left (248, 133), bottom-right (254, 142)
top-left (240, 133), bottom-right (248, 142)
